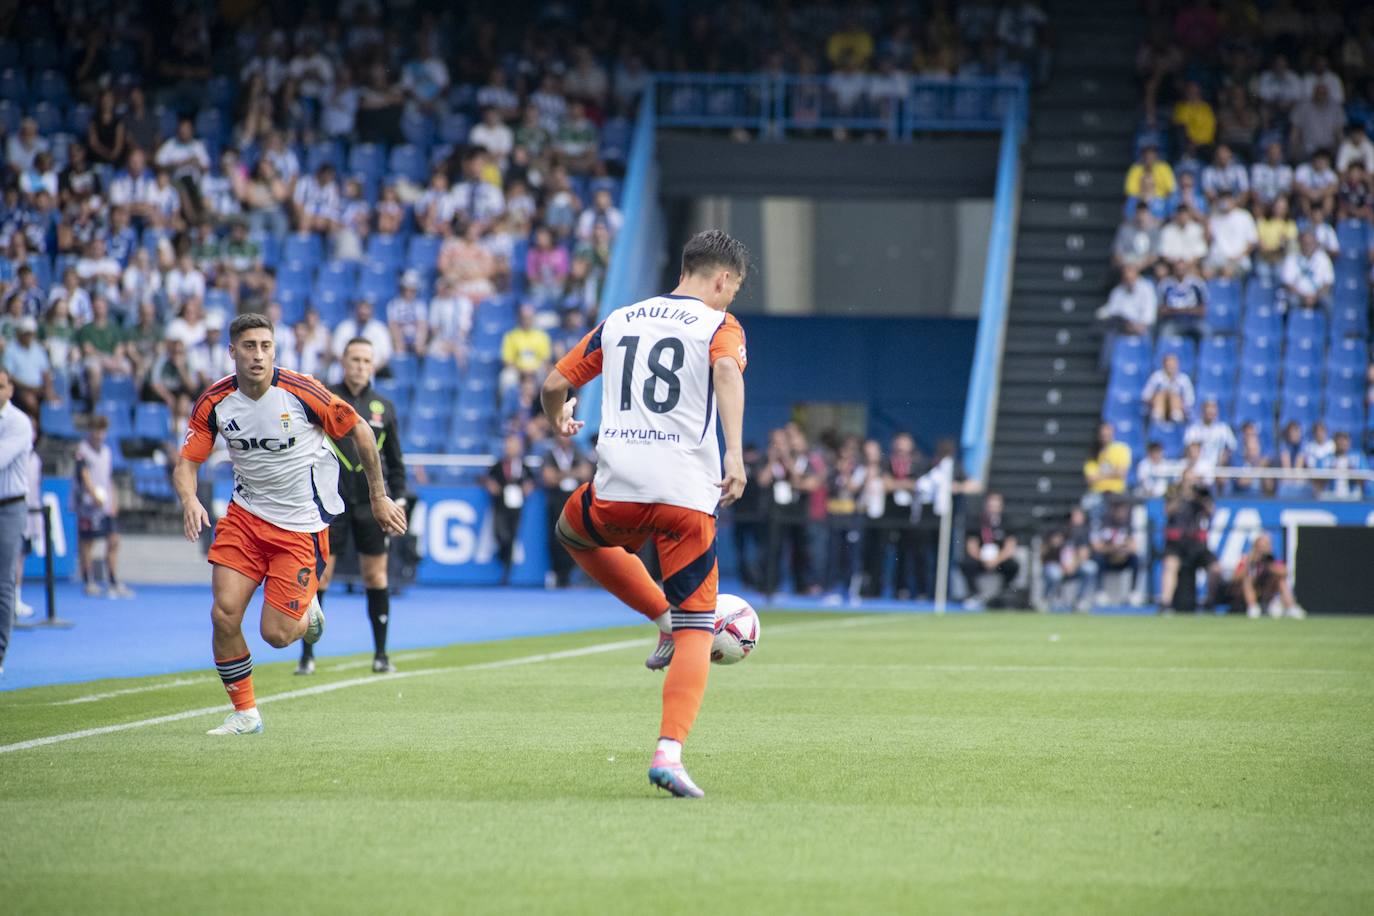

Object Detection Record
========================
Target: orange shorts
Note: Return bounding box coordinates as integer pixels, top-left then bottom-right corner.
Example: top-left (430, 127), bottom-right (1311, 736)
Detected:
top-left (208, 501), bottom-right (329, 619)
top-left (561, 483), bottom-right (718, 611)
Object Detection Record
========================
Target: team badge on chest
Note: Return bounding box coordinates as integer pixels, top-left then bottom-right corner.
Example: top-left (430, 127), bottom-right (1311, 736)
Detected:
top-left (280, 412), bottom-right (291, 432)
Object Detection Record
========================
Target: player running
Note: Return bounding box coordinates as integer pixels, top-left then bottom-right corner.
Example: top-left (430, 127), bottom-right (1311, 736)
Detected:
top-left (540, 230), bottom-right (749, 798)
top-left (174, 313), bottom-right (407, 736)
top-left (296, 337), bottom-right (407, 676)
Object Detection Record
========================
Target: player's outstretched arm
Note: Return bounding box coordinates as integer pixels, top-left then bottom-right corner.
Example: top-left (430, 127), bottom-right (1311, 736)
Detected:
top-left (172, 456), bottom-right (209, 542)
top-left (540, 369), bottom-right (584, 438)
top-left (714, 357), bottom-right (747, 507)
top-left (349, 418), bottom-right (408, 535)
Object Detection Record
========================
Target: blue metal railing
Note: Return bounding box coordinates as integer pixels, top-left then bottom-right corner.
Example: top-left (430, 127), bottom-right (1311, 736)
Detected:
top-left (960, 106), bottom-right (1024, 484)
top-left (653, 72), bottom-right (1027, 138)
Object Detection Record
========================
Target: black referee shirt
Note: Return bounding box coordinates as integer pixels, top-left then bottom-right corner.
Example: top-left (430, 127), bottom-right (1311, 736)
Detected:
top-left (329, 380), bottom-right (406, 505)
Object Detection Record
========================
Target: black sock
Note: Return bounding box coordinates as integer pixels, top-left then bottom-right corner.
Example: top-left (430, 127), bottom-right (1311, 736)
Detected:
top-left (367, 587), bottom-right (389, 656)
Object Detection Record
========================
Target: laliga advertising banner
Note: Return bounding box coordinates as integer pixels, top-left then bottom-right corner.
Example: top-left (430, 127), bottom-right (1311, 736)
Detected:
top-left (411, 485), bottom-right (551, 585)
top-left (1146, 497), bottom-right (1374, 573)
top-left (23, 477), bottom-right (77, 580)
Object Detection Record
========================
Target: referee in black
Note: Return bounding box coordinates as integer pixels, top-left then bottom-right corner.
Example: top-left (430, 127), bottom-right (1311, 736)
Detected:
top-left (297, 337), bottom-right (407, 675)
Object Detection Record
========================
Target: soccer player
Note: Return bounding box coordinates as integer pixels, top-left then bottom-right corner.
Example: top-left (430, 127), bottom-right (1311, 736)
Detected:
top-left (540, 230), bottom-right (749, 798)
top-left (74, 415), bottom-right (134, 598)
top-left (296, 337), bottom-right (406, 676)
top-left (174, 314), bottom-right (407, 736)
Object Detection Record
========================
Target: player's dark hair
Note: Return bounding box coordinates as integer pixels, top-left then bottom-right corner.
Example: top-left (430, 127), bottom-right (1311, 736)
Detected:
top-left (680, 230), bottom-right (749, 280)
top-left (89, 414), bottom-right (110, 431)
top-left (343, 336), bottom-right (373, 353)
top-left (229, 312), bottom-right (273, 342)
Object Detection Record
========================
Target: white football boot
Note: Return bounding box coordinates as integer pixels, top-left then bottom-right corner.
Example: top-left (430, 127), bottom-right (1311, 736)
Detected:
top-left (303, 595), bottom-right (325, 644)
top-left (207, 708), bottom-right (263, 735)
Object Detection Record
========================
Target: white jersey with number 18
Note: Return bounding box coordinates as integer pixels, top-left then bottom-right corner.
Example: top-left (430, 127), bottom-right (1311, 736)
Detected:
top-left (554, 294), bottom-right (747, 514)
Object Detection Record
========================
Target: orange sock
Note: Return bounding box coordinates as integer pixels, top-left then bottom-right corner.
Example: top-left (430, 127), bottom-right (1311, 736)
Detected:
top-left (659, 627), bottom-right (712, 742)
top-left (215, 654), bottom-right (256, 711)
top-left (568, 546), bottom-right (669, 621)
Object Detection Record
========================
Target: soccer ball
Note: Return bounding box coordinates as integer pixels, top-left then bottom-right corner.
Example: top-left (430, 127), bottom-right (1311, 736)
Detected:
top-left (711, 594), bottom-right (760, 665)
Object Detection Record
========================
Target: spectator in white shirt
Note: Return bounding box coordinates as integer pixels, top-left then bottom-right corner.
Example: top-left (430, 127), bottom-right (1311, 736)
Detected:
top-left (563, 46), bottom-right (609, 104)
top-left (5, 118), bottom-right (48, 173)
top-left (287, 37), bottom-right (335, 102)
top-left (121, 248), bottom-right (161, 307)
top-left (75, 238), bottom-right (122, 292)
top-left (1256, 54), bottom-right (1304, 113)
top-left (426, 276), bottom-right (472, 366)
top-left (1135, 441), bottom-right (1173, 498)
top-left (108, 147), bottom-right (159, 224)
top-left (155, 117), bottom-right (211, 215)
top-left (1300, 56), bottom-right (1344, 106)
top-left (1143, 353), bottom-right (1195, 423)
top-left (1184, 399), bottom-right (1237, 467)
top-left (867, 56), bottom-right (909, 117)
top-left (332, 298), bottom-right (392, 370)
top-left (1249, 140), bottom-right (1294, 206)
top-left (321, 69), bottom-right (359, 139)
top-left (292, 163), bottom-right (342, 234)
top-left (1289, 84), bottom-right (1345, 161)
top-left (1111, 207), bottom-right (1160, 272)
top-left (1200, 144), bottom-right (1249, 204)
top-left (400, 33), bottom-right (450, 117)
top-left (476, 67), bottom-right (520, 121)
top-left (386, 270), bottom-right (429, 355)
top-left (1158, 207), bottom-right (1209, 267)
top-left (575, 189), bottom-right (624, 243)
top-left (165, 253), bottom-right (207, 307)
top-left (449, 152), bottom-right (505, 227)
top-left (1295, 149), bottom-right (1339, 222)
top-left (1279, 229), bottom-right (1335, 311)
top-left (1096, 263), bottom-right (1156, 336)
top-left (165, 295), bottom-right (209, 348)
top-left (469, 108), bottom-right (514, 165)
top-left (1205, 194), bottom-right (1258, 277)
top-left (1336, 123), bottom-right (1374, 173)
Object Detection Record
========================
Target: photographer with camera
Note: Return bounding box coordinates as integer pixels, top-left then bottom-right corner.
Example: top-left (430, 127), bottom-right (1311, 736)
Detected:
top-left (1158, 469), bottom-right (1222, 613)
top-left (1232, 533), bottom-right (1305, 619)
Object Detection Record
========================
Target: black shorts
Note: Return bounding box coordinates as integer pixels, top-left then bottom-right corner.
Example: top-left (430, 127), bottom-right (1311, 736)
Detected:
top-left (78, 515), bottom-right (116, 540)
top-left (1164, 538), bottom-right (1212, 567)
top-left (329, 506), bottom-right (388, 557)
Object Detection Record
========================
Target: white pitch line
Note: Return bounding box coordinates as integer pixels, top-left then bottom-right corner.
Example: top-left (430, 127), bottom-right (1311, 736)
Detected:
top-left (327, 650), bottom-right (438, 672)
top-left (0, 614), bottom-right (904, 756)
top-left (48, 677), bottom-right (215, 706)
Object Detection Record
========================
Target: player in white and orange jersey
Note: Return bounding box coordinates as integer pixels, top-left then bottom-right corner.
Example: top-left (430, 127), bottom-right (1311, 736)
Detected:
top-left (173, 313), bottom-right (407, 736)
top-left (541, 230), bottom-right (749, 797)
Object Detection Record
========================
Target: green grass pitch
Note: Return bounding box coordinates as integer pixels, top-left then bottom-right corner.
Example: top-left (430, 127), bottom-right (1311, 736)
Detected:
top-left (2, 611), bottom-right (1373, 915)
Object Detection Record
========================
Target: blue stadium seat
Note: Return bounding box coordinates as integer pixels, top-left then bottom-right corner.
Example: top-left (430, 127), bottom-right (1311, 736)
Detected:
top-left (102, 373), bottom-right (136, 403)
top-left (1285, 335), bottom-right (1323, 368)
top-left (96, 401), bottom-right (134, 440)
top-left (277, 287), bottom-right (308, 325)
top-left (250, 231), bottom-right (279, 269)
top-left (1243, 277), bottom-right (1277, 308)
top-left (348, 143), bottom-right (386, 183)
top-left (386, 353), bottom-right (418, 387)
top-left (365, 233), bottom-right (405, 268)
top-left (1195, 364), bottom-right (1234, 413)
top-left (1240, 334), bottom-right (1280, 367)
top-left (1154, 336), bottom-right (1196, 377)
top-left (1281, 362), bottom-right (1322, 398)
top-left (452, 434), bottom-right (483, 454)
top-left (387, 144), bottom-right (428, 183)
top-left (0, 40), bottom-right (17, 70)
top-left (1110, 417), bottom-right (1144, 457)
top-left (23, 39), bottom-right (60, 72)
top-left (1333, 272), bottom-right (1367, 312)
top-left (1325, 394), bottom-right (1365, 436)
top-left (1205, 278), bottom-right (1241, 334)
top-left (66, 101), bottom-right (91, 134)
top-left (278, 261), bottom-right (314, 297)
top-left (1242, 302), bottom-right (1281, 339)
top-left (403, 429), bottom-right (441, 454)
top-left (131, 460), bottom-right (176, 501)
top-left (308, 289), bottom-right (345, 326)
top-left (315, 259), bottom-right (356, 297)
top-left (1234, 390), bottom-right (1274, 432)
top-left (1198, 335), bottom-right (1236, 371)
top-left (0, 98), bottom-right (19, 133)
top-left (358, 261), bottom-right (397, 303)
top-left (407, 234), bottom-right (443, 270)
top-left (133, 402), bottom-right (171, 440)
top-left (194, 108), bottom-right (228, 145)
top-left (1280, 393), bottom-right (1319, 429)
top-left (1327, 361), bottom-right (1365, 395)
top-left (205, 289), bottom-right (234, 316)
top-left (31, 100), bottom-right (61, 134)
top-left (461, 375), bottom-right (497, 400)
top-left (1147, 420), bottom-right (1185, 458)
top-left (420, 357), bottom-right (461, 388)
top-left (438, 112), bottom-right (470, 145)
top-left (1110, 334), bottom-right (1151, 372)
top-left (1330, 299), bottom-right (1369, 340)
top-left (1335, 219), bottom-right (1370, 263)
top-left (373, 376), bottom-right (410, 405)
top-left (400, 111), bottom-right (436, 149)
top-left (1329, 336), bottom-right (1368, 368)
top-left (305, 140), bottom-right (344, 172)
top-left (282, 233), bottom-right (323, 268)
top-left (1102, 387), bottom-right (1139, 423)
top-left (207, 75), bottom-right (235, 111)
top-left (31, 69), bottom-right (70, 105)
top-left (1286, 308), bottom-right (1327, 344)
top-left (39, 403), bottom-right (79, 439)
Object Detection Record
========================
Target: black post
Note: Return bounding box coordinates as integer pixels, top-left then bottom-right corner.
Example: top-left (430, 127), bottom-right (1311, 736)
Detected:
top-left (17, 501), bottom-right (73, 630)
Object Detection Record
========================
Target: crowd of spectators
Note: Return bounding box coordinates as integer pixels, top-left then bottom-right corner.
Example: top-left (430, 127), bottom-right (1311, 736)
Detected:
top-left (1097, 1), bottom-right (1374, 502)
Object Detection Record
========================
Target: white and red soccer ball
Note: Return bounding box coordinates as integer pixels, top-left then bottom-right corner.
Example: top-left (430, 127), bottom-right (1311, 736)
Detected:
top-left (711, 594), bottom-right (760, 665)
